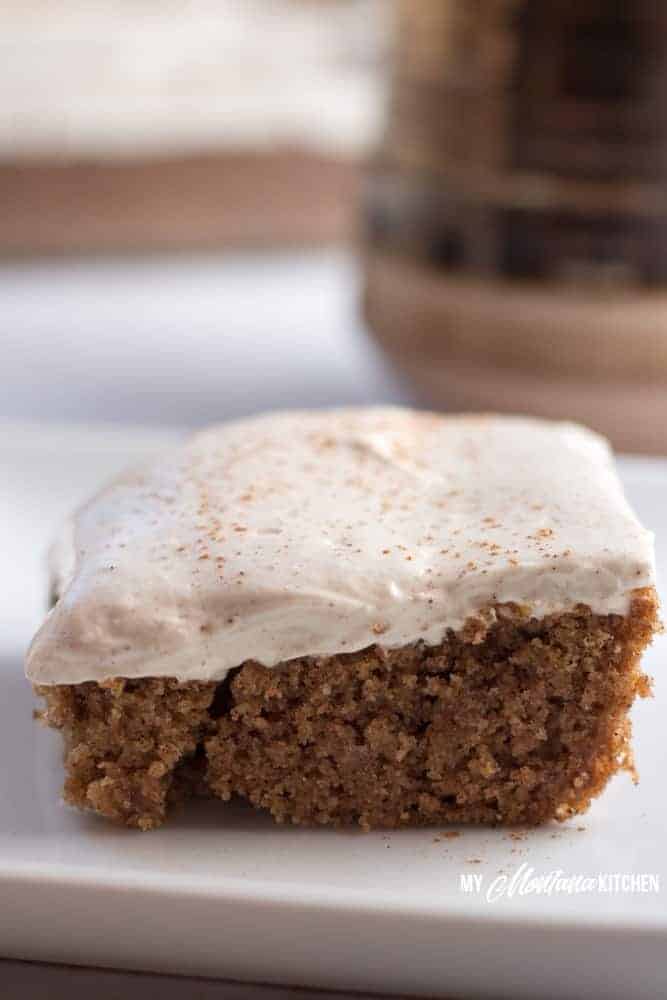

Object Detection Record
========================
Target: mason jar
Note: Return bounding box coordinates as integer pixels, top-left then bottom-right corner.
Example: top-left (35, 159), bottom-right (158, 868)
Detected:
top-left (363, 0), bottom-right (667, 453)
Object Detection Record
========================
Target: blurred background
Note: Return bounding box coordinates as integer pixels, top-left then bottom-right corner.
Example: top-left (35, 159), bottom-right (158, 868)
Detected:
top-left (3, 0), bottom-right (667, 451)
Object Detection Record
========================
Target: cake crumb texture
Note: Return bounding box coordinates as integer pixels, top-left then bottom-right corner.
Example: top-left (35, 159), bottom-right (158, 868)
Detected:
top-left (37, 592), bottom-right (658, 830)
top-left (37, 678), bottom-right (216, 830)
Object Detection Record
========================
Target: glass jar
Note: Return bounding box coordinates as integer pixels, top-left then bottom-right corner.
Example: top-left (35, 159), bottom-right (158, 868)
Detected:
top-left (363, 0), bottom-right (667, 452)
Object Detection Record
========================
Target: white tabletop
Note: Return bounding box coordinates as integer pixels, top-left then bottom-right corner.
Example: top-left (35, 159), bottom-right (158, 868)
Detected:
top-left (0, 249), bottom-right (411, 428)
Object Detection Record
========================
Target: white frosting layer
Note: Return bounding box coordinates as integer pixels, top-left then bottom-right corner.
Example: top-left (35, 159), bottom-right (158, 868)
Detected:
top-left (26, 409), bottom-right (656, 686)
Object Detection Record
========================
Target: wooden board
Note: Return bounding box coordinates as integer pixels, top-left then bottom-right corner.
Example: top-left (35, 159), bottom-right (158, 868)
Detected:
top-left (0, 151), bottom-right (360, 256)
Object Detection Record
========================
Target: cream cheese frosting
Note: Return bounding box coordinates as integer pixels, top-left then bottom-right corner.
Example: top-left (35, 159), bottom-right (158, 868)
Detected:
top-left (26, 408), bottom-right (656, 686)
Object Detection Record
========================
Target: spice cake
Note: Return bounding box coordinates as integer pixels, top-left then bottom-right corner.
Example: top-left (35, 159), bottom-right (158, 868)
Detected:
top-left (26, 409), bottom-right (659, 830)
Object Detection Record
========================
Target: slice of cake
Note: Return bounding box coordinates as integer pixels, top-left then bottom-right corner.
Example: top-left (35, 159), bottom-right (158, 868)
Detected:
top-left (26, 409), bottom-right (659, 830)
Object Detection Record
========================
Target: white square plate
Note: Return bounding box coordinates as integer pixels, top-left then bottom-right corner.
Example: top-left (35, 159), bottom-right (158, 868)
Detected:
top-left (1, 421), bottom-right (666, 999)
